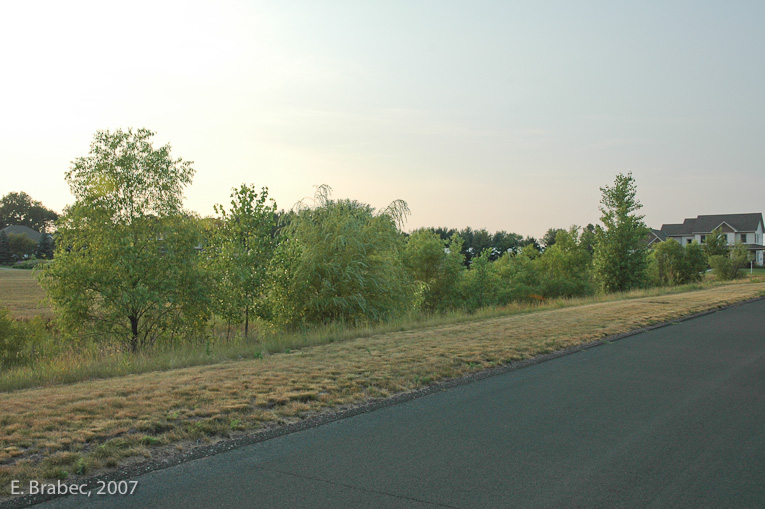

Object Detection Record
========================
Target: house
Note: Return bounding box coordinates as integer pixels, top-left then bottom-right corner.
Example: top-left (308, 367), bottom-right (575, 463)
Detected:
top-left (0, 225), bottom-right (43, 243)
top-left (658, 213), bottom-right (764, 266)
top-left (646, 229), bottom-right (668, 249)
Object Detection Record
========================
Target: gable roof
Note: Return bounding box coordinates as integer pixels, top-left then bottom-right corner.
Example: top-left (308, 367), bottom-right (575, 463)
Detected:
top-left (1, 225), bottom-right (42, 243)
top-left (661, 213), bottom-right (763, 235)
top-left (645, 229), bottom-right (667, 248)
top-left (690, 213), bottom-right (763, 233)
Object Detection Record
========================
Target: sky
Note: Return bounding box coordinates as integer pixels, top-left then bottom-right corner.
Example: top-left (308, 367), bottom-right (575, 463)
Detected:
top-left (1, 0), bottom-right (763, 238)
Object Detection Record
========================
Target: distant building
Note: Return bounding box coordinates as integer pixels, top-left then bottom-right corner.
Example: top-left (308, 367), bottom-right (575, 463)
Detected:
top-left (656, 213), bottom-right (764, 266)
top-left (646, 229), bottom-right (667, 249)
top-left (1, 225), bottom-right (43, 243)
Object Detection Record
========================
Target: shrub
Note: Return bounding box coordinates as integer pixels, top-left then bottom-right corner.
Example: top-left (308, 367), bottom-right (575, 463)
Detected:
top-left (403, 230), bottom-right (465, 312)
top-left (709, 243), bottom-right (748, 281)
top-left (651, 240), bottom-right (707, 286)
top-left (0, 308), bottom-right (42, 367)
top-left (14, 259), bottom-right (48, 270)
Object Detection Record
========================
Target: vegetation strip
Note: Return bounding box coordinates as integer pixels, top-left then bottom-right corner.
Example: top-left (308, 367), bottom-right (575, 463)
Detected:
top-left (1, 282), bottom-right (764, 501)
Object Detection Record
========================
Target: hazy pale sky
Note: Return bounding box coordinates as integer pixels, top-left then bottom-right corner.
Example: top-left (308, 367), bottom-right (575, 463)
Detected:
top-left (1, 0), bottom-right (763, 238)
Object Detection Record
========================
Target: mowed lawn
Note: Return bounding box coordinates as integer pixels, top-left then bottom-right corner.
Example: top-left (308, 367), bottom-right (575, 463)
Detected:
top-left (1, 281), bottom-right (764, 497)
top-left (0, 269), bottom-right (53, 320)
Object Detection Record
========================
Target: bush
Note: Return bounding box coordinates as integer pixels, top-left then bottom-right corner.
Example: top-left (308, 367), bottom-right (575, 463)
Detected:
top-left (650, 240), bottom-right (707, 286)
top-left (403, 230), bottom-right (465, 312)
top-left (0, 308), bottom-right (42, 367)
top-left (709, 243), bottom-right (749, 281)
top-left (14, 259), bottom-right (48, 270)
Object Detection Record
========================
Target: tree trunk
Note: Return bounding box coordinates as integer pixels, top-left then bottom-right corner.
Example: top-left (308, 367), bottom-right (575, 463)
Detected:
top-left (129, 315), bottom-right (139, 353)
top-left (244, 305), bottom-right (249, 340)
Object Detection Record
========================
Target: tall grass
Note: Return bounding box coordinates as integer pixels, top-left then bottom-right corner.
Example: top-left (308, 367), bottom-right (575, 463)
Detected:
top-left (0, 281), bottom-right (728, 393)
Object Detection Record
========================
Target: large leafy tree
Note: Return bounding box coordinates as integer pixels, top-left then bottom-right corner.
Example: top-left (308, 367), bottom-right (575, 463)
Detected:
top-left (269, 186), bottom-right (415, 327)
top-left (593, 172), bottom-right (650, 292)
top-left (38, 128), bottom-right (209, 351)
top-left (204, 184), bottom-right (277, 338)
top-left (0, 192), bottom-right (58, 231)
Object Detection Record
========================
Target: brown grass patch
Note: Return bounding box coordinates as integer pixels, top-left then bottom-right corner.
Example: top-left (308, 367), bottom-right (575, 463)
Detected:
top-left (1, 282), bottom-right (764, 497)
top-left (0, 269), bottom-right (52, 320)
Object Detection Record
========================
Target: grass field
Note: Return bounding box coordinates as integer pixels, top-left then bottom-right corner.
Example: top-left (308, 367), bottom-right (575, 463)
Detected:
top-left (0, 269), bottom-right (53, 320)
top-left (1, 280), bottom-right (764, 497)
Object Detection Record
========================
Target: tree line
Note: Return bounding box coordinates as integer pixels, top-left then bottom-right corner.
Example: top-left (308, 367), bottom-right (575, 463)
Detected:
top-left (18, 128), bottom-right (753, 352)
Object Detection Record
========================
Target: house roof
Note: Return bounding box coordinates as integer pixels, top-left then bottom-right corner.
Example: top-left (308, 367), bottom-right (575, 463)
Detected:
top-left (645, 229), bottom-right (667, 247)
top-left (1, 225), bottom-right (42, 243)
top-left (691, 213), bottom-right (763, 233)
top-left (661, 213), bottom-right (763, 235)
top-left (660, 223), bottom-right (690, 236)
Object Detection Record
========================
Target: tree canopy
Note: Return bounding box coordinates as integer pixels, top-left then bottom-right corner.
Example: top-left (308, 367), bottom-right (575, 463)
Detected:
top-left (703, 227), bottom-right (730, 257)
top-left (0, 192), bottom-right (58, 231)
top-left (204, 184), bottom-right (277, 338)
top-left (593, 172), bottom-right (650, 292)
top-left (38, 128), bottom-right (208, 351)
top-left (268, 186), bottom-right (415, 327)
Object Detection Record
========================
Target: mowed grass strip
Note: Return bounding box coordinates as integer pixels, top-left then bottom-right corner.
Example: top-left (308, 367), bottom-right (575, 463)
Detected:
top-left (1, 282), bottom-right (764, 495)
top-left (0, 269), bottom-right (52, 320)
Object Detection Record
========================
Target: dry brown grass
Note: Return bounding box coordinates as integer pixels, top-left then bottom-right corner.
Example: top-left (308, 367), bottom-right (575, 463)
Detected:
top-left (1, 281), bottom-right (764, 496)
top-left (0, 269), bottom-right (52, 320)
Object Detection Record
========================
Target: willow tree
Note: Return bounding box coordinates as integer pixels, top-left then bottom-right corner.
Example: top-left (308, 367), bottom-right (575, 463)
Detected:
top-left (38, 128), bottom-right (209, 351)
top-left (593, 172), bottom-right (650, 292)
top-left (269, 186), bottom-right (415, 327)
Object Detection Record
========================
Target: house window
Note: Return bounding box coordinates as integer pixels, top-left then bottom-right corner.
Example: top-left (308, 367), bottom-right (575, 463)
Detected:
top-left (687, 238), bottom-right (693, 245)
top-left (700, 235), bottom-right (706, 244)
top-left (740, 233), bottom-right (749, 243)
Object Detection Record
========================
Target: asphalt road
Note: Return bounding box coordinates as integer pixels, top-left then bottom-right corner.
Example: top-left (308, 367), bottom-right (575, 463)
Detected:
top-left (34, 299), bottom-right (765, 508)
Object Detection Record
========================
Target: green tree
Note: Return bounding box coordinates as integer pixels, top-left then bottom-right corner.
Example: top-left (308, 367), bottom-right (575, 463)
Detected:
top-left (493, 245), bottom-right (541, 303)
top-left (0, 231), bottom-right (12, 265)
top-left (35, 233), bottom-right (54, 260)
top-left (459, 248), bottom-right (500, 311)
top-left (493, 230), bottom-right (523, 256)
top-left (536, 227), bottom-right (594, 297)
top-left (684, 242), bottom-right (707, 283)
top-left (703, 227), bottom-right (730, 257)
top-left (593, 172), bottom-right (650, 292)
top-left (520, 236), bottom-right (541, 252)
top-left (37, 128), bottom-right (209, 351)
top-left (268, 186), bottom-right (415, 327)
top-left (541, 228), bottom-right (565, 250)
top-left (7, 233), bottom-right (37, 261)
top-left (579, 224), bottom-right (597, 255)
top-left (0, 191), bottom-right (58, 231)
top-left (204, 184), bottom-right (277, 338)
top-left (403, 230), bottom-right (465, 312)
